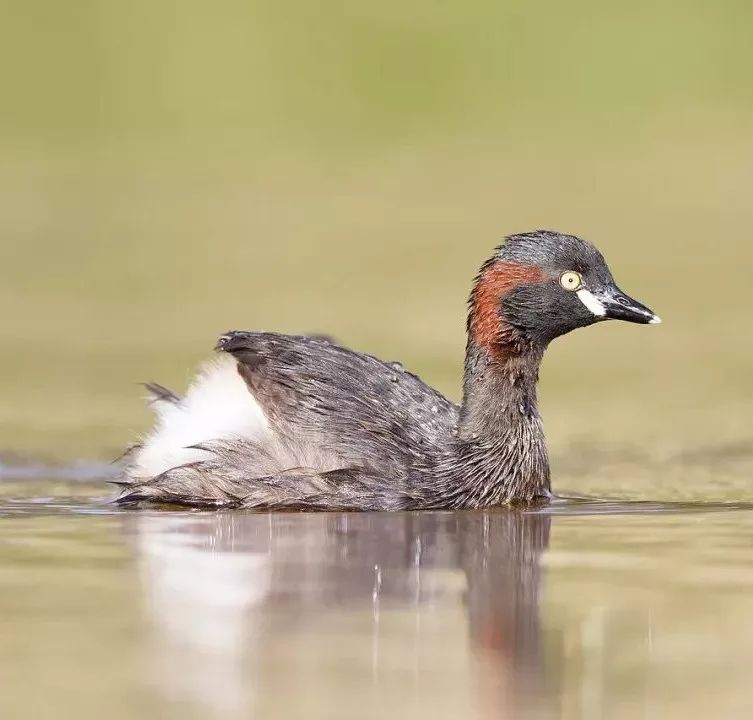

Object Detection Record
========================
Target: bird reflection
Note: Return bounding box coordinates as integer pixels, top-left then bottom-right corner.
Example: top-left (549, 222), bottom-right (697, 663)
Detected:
top-left (126, 510), bottom-right (551, 719)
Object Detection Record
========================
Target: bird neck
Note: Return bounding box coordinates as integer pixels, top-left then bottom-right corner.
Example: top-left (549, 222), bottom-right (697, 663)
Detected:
top-left (461, 257), bottom-right (548, 446)
top-left (450, 337), bottom-right (551, 504)
top-left (459, 337), bottom-right (544, 438)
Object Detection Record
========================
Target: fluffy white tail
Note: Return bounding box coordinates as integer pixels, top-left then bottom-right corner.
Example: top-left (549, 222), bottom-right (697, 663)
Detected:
top-left (127, 356), bottom-right (271, 481)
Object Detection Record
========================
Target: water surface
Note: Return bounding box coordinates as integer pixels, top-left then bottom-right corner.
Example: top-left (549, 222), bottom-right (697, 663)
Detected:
top-left (2, 475), bottom-right (752, 720)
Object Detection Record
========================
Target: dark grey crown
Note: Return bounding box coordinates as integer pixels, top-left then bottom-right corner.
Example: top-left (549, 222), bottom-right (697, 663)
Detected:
top-left (497, 230), bottom-right (612, 282)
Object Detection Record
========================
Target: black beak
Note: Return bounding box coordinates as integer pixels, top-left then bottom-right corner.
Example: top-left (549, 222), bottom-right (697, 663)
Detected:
top-left (599, 286), bottom-right (661, 325)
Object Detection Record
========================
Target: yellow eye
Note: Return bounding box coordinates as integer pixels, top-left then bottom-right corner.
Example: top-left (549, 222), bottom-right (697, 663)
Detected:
top-left (559, 271), bottom-right (582, 291)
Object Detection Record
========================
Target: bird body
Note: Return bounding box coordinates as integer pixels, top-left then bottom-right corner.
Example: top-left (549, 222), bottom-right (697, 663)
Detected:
top-left (118, 231), bottom-right (659, 510)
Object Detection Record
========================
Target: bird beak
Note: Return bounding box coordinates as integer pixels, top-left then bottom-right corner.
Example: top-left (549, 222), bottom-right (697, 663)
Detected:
top-left (576, 285), bottom-right (662, 325)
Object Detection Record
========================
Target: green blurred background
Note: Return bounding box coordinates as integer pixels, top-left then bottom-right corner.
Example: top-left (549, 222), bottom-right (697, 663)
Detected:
top-left (2, 1), bottom-right (752, 496)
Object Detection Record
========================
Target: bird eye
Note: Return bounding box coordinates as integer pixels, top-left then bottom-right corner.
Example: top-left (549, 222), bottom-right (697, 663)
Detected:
top-left (559, 271), bottom-right (582, 291)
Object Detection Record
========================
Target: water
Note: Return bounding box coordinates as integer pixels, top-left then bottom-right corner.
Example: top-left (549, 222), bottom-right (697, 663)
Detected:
top-left (2, 472), bottom-right (753, 720)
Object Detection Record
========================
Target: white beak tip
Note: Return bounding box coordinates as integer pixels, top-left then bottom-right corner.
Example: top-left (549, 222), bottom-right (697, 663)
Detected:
top-left (649, 315), bottom-right (662, 325)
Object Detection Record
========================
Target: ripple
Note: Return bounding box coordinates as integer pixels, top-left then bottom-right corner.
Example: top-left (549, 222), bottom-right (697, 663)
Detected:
top-left (536, 494), bottom-right (753, 516)
top-left (0, 459), bottom-right (119, 481)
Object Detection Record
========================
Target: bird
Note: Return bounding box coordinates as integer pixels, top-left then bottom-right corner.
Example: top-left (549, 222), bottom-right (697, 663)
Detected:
top-left (116, 230), bottom-right (660, 510)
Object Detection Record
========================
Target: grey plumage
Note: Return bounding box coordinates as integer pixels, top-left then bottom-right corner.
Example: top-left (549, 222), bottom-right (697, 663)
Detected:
top-left (117, 230), bottom-right (659, 510)
top-left (143, 382), bottom-right (181, 406)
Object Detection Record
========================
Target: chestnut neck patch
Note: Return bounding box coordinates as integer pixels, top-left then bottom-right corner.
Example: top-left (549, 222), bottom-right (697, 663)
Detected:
top-left (468, 261), bottom-right (546, 356)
